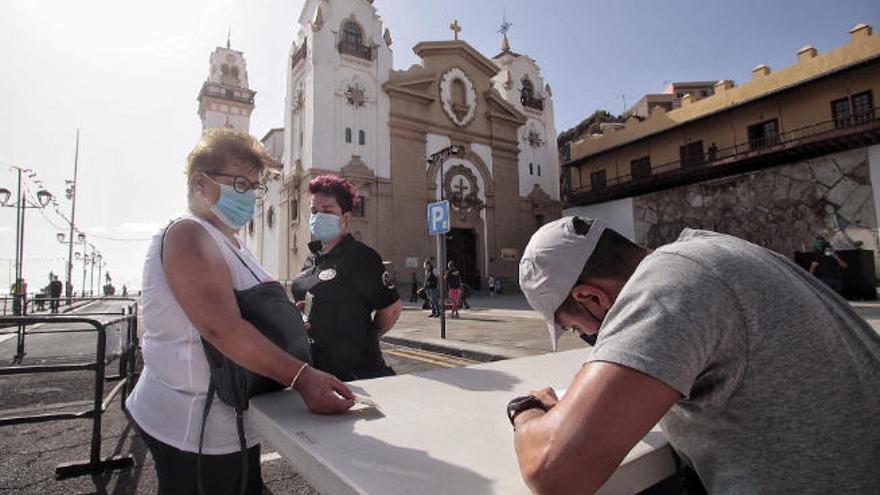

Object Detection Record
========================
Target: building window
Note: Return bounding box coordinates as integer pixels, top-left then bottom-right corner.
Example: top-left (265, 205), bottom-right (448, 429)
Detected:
top-left (852, 91), bottom-right (874, 124)
top-left (358, 129), bottom-right (365, 145)
top-left (342, 21), bottom-right (363, 46)
top-left (832, 97), bottom-right (852, 129)
top-left (267, 206), bottom-right (275, 230)
top-left (679, 141), bottom-right (704, 169)
top-left (631, 156), bottom-right (651, 179)
top-left (345, 127), bottom-right (352, 143)
top-left (290, 198), bottom-right (299, 222)
top-left (537, 164), bottom-right (542, 177)
top-left (299, 131), bottom-right (304, 147)
top-left (747, 119), bottom-right (779, 150)
top-left (590, 169), bottom-right (607, 190)
top-left (352, 195), bottom-right (366, 217)
top-left (528, 163), bottom-right (534, 175)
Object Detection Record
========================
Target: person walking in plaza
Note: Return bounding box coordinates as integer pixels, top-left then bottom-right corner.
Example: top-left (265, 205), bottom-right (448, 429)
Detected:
top-left (291, 175), bottom-right (402, 381)
top-left (423, 259), bottom-right (441, 317)
top-left (126, 129), bottom-right (354, 495)
top-left (446, 261), bottom-right (462, 319)
top-left (510, 216), bottom-right (880, 494)
top-left (49, 275), bottom-right (63, 313)
top-left (487, 273), bottom-right (496, 299)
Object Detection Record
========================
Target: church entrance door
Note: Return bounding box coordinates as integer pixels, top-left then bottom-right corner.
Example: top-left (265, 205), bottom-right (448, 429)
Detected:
top-left (446, 228), bottom-right (480, 290)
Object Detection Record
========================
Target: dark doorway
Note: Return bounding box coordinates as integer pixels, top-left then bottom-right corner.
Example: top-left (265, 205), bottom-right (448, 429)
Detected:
top-left (446, 228), bottom-right (480, 289)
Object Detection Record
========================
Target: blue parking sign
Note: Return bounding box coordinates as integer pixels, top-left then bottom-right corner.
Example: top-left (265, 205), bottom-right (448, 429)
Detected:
top-left (427, 200), bottom-right (450, 235)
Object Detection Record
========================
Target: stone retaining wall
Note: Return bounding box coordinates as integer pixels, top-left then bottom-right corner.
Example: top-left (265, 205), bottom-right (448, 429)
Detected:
top-left (633, 148), bottom-right (879, 272)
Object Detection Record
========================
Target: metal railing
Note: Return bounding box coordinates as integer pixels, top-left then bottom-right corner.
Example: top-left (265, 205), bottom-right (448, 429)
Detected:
top-left (0, 300), bottom-right (140, 479)
top-left (338, 40), bottom-right (373, 61)
top-left (521, 95), bottom-right (545, 111)
top-left (568, 107), bottom-right (880, 199)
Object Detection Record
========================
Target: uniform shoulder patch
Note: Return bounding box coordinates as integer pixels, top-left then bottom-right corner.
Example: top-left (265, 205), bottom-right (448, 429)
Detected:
top-left (382, 271), bottom-right (395, 289)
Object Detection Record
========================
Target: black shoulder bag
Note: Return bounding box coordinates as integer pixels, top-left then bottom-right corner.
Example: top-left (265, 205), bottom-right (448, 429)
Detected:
top-left (160, 225), bottom-right (312, 495)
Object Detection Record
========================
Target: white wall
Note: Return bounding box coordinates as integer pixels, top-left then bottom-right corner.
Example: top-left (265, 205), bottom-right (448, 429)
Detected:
top-left (869, 144), bottom-right (880, 234)
top-left (563, 197), bottom-right (636, 241)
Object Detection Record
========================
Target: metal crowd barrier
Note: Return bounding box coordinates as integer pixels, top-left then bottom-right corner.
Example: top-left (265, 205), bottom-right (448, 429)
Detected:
top-left (0, 299), bottom-right (140, 479)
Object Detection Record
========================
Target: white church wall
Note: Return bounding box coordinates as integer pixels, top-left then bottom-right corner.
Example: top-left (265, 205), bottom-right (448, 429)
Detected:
top-left (492, 53), bottom-right (560, 201)
top-left (563, 197), bottom-right (636, 241)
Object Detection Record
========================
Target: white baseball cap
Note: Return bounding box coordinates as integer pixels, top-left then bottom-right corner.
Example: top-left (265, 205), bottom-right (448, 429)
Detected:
top-left (519, 216), bottom-right (606, 351)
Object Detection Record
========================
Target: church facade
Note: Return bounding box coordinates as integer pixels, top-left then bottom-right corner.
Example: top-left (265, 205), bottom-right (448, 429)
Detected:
top-left (209, 0), bottom-right (561, 288)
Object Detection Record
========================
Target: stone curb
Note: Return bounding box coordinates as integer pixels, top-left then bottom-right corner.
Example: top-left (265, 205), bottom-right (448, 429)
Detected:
top-left (381, 335), bottom-right (535, 362)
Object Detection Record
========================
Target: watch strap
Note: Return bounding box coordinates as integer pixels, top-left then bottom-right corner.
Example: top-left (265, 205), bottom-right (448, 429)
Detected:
top-left (507, 395), bottom-right (546, 427)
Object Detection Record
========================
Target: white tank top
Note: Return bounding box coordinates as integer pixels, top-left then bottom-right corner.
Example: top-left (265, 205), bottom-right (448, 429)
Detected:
top-left (126, 214), bottom-right (271, 454)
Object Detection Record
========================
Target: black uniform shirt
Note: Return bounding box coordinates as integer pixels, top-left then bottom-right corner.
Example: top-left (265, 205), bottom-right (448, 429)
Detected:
top-left (291, 234), bottom-right (399, 376)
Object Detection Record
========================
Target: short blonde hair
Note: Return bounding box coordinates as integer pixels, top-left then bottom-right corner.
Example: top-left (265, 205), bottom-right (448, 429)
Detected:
top-left (185, 128), bottom-right (271, 182)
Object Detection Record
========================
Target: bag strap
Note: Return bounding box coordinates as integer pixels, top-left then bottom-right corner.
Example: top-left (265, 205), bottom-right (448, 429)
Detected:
top-left (197, 383), bottom-right (250, 495)
top-left (160, 217), bottom-right (261, 285)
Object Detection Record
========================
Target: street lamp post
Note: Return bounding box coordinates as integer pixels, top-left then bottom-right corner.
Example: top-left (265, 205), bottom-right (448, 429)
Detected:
top-left (65, 130), bottom-right (81, 305)
top-left (0, 167), bottom-right (53, 313)
top-left (96, 257), bottom-right (104, 296)
top-left (0, 166), bottom-right (53, 364)
top-left (427, 145), bottom-right (464, 340)
top-left (58, 232), bottom-right (86, 300)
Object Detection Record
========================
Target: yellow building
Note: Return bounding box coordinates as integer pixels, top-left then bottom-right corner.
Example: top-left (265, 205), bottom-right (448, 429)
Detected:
top-left (563, 23), bottom-right (880, 272)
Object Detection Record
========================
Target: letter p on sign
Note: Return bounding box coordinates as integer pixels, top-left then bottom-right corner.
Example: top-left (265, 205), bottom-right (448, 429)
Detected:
top-left (427, 200), bottom-right (450, 236)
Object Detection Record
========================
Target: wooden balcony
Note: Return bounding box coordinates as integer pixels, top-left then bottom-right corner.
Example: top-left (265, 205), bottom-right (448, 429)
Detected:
top-left (565, 108), bottom-right (880, 206)
top-left (292, 41), bottom-right (308, 69)
top-left (198, 83), bottom-right (255, 105)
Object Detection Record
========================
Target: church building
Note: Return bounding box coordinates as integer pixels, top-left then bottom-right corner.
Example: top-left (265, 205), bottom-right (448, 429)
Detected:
top-left (205, 0), bottom-right (561, 288)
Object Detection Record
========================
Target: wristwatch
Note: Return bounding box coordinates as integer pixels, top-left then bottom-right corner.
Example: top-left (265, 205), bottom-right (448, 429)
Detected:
top-left (507, 395), bottom-right (546, 427)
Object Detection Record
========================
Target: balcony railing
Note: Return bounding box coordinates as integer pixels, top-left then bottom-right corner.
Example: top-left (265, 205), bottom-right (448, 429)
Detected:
top-left (521, 95), bottom-right (544, 111)
top-left (566, 107), bottom-right (880, 205)
top-left (292, 40), bottom-right (308, 69)
top-left (338, 40), bottom-right (373, 61)
top-left (199, 83), bottom-right (255, 105)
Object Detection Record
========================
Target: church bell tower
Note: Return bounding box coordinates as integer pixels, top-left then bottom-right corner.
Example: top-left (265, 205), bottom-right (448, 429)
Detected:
top-left (198, 34), bottom-right (256, 132)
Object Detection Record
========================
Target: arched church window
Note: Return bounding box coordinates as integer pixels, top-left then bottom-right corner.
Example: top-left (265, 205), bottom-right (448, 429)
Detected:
top-left (343, 21), bottom-right (363, 46)
top-left (359, 130), bottom-right (365, 145)
top-left (537, 164), bottom-right (542, 176)
top-left (451, 79), bottom-right (469, 121)
top-left (345, 127), bottom-right (352, 143)
top-left (529, 163), bottom-right (534, 175)
top-left (521, 78), bottom-right (534, 101)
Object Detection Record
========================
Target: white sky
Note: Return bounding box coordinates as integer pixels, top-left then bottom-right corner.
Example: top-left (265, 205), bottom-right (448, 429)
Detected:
top-left (1, 0), bottom-right (877, 292)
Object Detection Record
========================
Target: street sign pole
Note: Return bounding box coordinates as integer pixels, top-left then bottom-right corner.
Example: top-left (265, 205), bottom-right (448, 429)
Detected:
top-left (427, 145), bottom-right (464, 340)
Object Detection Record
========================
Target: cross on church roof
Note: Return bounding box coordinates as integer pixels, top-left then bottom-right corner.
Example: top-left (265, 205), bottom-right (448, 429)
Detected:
top-left (449, 20), bottom-right (462, 40)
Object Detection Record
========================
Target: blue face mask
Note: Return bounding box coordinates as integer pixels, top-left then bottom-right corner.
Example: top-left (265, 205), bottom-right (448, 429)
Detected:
top-left (210, 183), bottom-right (256, 230)
top-left (309, 212), bottom-right (341, 242)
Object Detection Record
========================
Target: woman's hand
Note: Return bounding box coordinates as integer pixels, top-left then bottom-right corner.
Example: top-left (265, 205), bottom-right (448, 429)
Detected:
top-left (294, 366), bottom-right (355, 414)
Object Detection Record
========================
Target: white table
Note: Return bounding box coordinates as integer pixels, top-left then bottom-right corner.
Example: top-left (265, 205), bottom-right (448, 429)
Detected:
top-left (251, 349), bottom-right (676, 495)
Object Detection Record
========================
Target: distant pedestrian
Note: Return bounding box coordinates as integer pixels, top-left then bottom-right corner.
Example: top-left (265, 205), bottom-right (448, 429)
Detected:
top-left (487, 274), bottom-right (496, 299)
top-left (494, 277), bottom-right (502, 295)
top-left (122, 285), bottom-right (128, 298)
top-left (810, 237), bottom-right (848, 295)
top-left (423, 259), bottom-right (441, 317)
top-left (460, 283), bottom-right (472, 310)
top-left (409, 273), bottom-right (419, 303)
top-left (446, 261), bottom-right (462, 319)
top-left (49, 275), bottom-right (63, 313)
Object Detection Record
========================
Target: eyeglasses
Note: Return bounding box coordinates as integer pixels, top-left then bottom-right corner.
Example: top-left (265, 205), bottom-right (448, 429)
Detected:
top-left (205, 172), bottom-right (268, 199)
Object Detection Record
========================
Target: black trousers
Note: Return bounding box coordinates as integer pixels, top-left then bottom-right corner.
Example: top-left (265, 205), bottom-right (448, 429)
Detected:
top-left (136, 423), bottom-right (263, 495)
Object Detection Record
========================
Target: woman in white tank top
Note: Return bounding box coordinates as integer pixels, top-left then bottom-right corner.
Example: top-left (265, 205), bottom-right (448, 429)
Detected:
top-left (126, 129), bottom-right (354, 495)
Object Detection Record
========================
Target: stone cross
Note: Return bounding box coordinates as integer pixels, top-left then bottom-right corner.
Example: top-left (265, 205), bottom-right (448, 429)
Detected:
top-left (450, 20), bottom-right (462, 40)
top-left (454, 176), bottom-right (470, 196)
